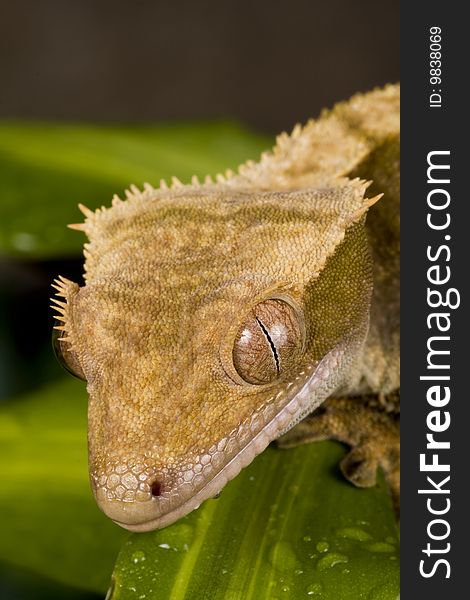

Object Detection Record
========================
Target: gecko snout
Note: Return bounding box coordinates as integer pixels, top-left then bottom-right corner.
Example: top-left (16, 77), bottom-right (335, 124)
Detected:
top-left (90, 461), bottom-right (174, 529)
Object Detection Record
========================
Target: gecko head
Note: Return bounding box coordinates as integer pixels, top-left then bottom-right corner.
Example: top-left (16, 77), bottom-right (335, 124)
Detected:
top-left (52, 180), bottom-right (376, 531)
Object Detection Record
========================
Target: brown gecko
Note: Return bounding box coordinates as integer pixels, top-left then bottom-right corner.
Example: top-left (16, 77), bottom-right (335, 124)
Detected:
top-left (52, 84), bottom-right (400, 532)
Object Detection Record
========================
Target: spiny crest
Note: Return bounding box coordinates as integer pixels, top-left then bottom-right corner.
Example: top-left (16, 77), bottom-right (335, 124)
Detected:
top-left (67, 183), bottom-right (159, 237)
top-left (51, 275), bottom-right (76, 298)
top-left (64, 84), bottom-right (399, 268)
top-left (78, 203), bottom-right (94, 218)
top-left (50, 276), bottom-right (79, 342)
top-left (171, 176), bottom-right (183, 188)
top-left (234, 83), bottom-right (399, 187)
top-left (68, 175), bottom-right (377, 262)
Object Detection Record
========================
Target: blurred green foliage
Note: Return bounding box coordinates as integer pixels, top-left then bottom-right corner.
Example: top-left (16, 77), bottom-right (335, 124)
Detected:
top-left (0, 121), bottom-right (270, 258)
top-left (0, 379), bottom-right (127, 594)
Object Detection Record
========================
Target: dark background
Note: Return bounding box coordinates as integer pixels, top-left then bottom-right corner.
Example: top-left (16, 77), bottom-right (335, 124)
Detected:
top-left (0, 0), bottom-right (399, 133)
top-left (401, 3), bottom-right (467, 597)
top-left (0, 1), bottom-right (399, 598)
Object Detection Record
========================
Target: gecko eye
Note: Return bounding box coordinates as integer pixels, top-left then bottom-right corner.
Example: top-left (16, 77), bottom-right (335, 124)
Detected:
top-left (52, 325), bottom-right (86, 381)
top-left (232, 299), bottom-right (304, 385)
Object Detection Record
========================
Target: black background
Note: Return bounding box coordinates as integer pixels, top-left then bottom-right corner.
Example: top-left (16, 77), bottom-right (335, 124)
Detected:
top-left (401, 2), bottom-right (467, 597)
top-left (0, 0), bottom-right (399, 133)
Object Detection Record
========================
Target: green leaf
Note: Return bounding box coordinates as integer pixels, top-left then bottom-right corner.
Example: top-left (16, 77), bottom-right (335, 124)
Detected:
top-left (0, 379), bottom-right (399, 599)
top-left (111, 443), bottom-right (399, 600)
top-left (0, 121), bottom-right (270, 259)
top-left (0, 378), bottom-right (128, 594)
top-left (0, 381), bottom-right (399, 600)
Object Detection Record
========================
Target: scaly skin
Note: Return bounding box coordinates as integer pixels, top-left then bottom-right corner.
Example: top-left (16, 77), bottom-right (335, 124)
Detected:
top-left (52, 84), bottom-right (399, 531)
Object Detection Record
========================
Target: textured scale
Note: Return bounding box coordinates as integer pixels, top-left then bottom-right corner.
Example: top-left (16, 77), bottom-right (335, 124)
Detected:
top-left (52, 85), bottom-right (400, 531)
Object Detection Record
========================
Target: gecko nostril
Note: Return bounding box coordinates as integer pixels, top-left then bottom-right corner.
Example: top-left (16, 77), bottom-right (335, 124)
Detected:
top-left (151, 479), bottom-right (163, 497)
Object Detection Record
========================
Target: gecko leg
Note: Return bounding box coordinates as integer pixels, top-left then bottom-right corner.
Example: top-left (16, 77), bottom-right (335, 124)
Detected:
top-left (277, 393), bottom-right (400, 513)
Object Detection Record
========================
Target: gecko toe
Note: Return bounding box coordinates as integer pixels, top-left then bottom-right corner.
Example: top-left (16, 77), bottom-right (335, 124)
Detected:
top-left (340, 445), bottom-right (378, 488)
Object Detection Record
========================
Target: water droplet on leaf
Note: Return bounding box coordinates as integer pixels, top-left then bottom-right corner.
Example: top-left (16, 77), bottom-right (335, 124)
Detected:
top-left (336, 527), bottom-right (372, 542)
top-left (306, 582), bottom-right (323, 596)
top-left (317, 552), bottom-right (349, 571)
top-left (132, 550), bottom-right (146, 564)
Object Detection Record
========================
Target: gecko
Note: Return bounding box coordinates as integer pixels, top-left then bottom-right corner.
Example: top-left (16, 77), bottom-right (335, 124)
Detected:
top-left (52, 84), bottom-right (400, 532)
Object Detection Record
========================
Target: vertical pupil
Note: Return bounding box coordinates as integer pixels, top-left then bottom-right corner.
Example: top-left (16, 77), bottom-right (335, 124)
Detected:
top-left (232, 299), bottom-right (303, 385)
top-left (255, 317), bottom-right (280, 374)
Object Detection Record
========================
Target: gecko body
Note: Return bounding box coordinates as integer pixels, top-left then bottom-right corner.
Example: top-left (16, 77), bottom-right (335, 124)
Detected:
top-left (52, 85), bottom-right (400, 531)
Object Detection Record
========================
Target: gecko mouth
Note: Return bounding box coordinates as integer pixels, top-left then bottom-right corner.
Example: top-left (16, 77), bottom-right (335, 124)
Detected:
top-left (93, 342), bottom-right (351, 532)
